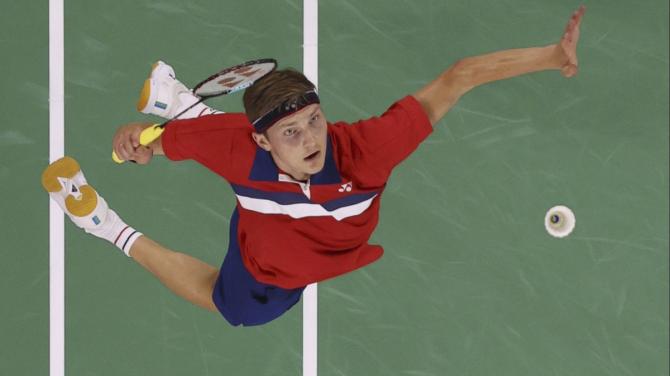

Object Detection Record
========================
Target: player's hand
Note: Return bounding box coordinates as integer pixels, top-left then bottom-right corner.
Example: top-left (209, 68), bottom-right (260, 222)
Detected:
top-left (112, 122), bottom-right (154, 164)
top-left (557, 5), bottom-right (586, 78)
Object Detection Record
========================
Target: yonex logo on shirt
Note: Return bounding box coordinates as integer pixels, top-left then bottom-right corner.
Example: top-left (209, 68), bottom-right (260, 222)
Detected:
top-left (338, 182), bottom-right (352, 192)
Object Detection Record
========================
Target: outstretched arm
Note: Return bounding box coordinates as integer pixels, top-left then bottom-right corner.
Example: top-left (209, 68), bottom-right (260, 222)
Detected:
top-left (413, 5), bottom-right (586, 126)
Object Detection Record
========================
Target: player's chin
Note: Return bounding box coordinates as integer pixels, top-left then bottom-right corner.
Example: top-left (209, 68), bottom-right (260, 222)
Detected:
top-left (303, 150), bottom-right (325, 173)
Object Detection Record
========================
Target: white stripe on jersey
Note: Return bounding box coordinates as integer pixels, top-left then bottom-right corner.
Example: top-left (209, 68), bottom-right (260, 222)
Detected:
top-left (235, 193), bottom-right (378, 221)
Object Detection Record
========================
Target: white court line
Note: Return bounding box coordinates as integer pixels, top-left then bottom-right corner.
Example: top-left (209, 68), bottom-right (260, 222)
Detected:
top-left (302, 1), bottom-right (318, 375)
top-left (48, 2), bottom-right (317, 375)
top-left (49, 0), bottom-right (65, 375)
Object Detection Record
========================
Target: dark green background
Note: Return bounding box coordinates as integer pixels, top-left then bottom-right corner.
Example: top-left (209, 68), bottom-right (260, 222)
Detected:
top-left (1, 1), bottom-right (667, 375)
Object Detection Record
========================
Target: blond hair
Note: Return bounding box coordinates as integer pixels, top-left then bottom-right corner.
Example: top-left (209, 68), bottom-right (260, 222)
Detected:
top-left (243, 68), bottom-right (316, 125)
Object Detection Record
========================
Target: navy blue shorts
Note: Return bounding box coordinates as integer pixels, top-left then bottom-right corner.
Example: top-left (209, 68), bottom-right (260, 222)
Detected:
top-left (212, 209), bottom-right (305, 326)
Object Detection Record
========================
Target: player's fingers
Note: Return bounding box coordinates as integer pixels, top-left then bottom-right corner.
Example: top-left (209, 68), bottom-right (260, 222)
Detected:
top-left (578, 5), bottom-right (586, 15)
top-left (114, 145), bottom-right (129, 162)
top-left (561, 65), bottom-right (570, 78)
top-left (573, 6), bottom-right (585, 24)
top-left (116, 146), bottom-right (128, 162)
top-left (121, 142), bottom-right (135, 161)
top-left (112, 145), bottom-right (122, 161)
top-left (134, 146), bottom-right (152, 165)
top-left (112, 133), bottom-right (126, 154)
top-left (565, 21), bottom-right (580, 43)
top-left (569, 65), bottom-right (578, 77)
top-left (130, 130), bottom-right (141, 148)
top-left (561, 64), bottom-right (578, 78)
top-left (113, 137), bottom-right (128, 160)
top-left (567, 24), bottom-right (580, 44)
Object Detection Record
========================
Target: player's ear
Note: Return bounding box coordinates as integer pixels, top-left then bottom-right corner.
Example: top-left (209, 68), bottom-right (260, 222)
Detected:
top-left (252, 132), bottom-right (272, 151)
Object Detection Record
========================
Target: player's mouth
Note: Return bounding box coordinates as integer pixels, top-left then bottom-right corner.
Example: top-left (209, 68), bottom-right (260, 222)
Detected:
top-left (304, 150), bottom-right (320, 162)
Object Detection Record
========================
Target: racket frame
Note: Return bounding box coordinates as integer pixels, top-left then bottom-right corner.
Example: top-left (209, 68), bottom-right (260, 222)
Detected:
top-left (113, 58), bottom-right (277, 163)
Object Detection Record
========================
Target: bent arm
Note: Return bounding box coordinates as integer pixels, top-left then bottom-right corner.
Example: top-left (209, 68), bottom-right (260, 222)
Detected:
top-left (113, 122), bottom-right (164, 164)
top-left (137, 122), bottom-right (165, 156)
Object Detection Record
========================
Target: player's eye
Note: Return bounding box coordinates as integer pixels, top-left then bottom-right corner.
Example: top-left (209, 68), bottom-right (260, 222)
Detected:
top-left (310, 114), bottom-right (320, 123)
top-left (284, 128), bottom-right (297, 137)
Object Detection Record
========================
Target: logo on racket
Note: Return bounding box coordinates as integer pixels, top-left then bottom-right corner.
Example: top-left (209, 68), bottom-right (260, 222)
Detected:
top-left (231, 81), bottom-right (254, 92)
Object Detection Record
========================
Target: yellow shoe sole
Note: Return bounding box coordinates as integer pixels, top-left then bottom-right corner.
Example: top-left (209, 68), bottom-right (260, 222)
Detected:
top-left (135, 61), bottom-right (162, 112)
top-left (42, 156), bottom-right (98, 217)
top-left (136, 78), bottom-right (152, 112)
top-left (150, 61), bottom-right (160, 76)
top-left (65, 185), bottom-right (98, 217)
top-left (41, 156), bottom-right (80, 193)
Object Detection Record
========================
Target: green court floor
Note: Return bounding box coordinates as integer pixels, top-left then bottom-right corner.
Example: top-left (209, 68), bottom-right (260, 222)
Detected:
top-left (1, 1), bottom-right (668, 375)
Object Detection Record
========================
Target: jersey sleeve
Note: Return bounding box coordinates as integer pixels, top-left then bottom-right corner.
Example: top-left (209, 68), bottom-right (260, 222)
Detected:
top-left (161, 113), bottom-right (254, 179)
top-left (330, 95), bottom-right (433, 186)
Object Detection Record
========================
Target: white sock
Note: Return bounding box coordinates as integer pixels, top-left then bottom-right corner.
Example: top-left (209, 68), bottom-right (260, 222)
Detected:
top-left (86, 209), bottom-right (142, 257)
top-left (176, 93), bottom-right (223, 119)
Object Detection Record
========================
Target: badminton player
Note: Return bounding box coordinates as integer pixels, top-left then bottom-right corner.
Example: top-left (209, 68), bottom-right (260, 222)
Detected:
top-left (43, 6), bottom-right (585, 326)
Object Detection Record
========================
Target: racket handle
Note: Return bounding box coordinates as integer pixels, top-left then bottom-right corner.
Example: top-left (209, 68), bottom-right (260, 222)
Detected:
top-left (139, 124), bottom-right (165, 145)
top-left (112, 151), bottom-right (124, 164)
top-left (112, 124), bottom-right (165, 164)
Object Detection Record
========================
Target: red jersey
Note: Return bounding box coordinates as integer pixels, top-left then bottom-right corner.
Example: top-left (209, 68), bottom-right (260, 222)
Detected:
top-left (161, 95), bottom-right (433, 289)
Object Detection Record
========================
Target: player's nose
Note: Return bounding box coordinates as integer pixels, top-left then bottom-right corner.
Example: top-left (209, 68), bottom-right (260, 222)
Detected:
top-left (303, 127), bottom-right (318, 148)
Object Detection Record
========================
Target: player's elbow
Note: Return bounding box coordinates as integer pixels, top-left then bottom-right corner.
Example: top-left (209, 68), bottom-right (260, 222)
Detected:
top-left (412, 59), bottom-right (474, 125)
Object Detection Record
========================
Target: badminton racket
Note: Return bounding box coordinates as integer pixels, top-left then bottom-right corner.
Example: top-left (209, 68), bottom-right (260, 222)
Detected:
top-left (113, 58), bottom-right (277, 163)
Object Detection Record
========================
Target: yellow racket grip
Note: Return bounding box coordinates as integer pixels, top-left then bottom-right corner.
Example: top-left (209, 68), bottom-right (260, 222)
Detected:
top-left (112, 124), bottom-right (164, 164)
top-left (139, 124), bottom-right (165, 146)
top-left (112, 151), bottom-right (124, 164)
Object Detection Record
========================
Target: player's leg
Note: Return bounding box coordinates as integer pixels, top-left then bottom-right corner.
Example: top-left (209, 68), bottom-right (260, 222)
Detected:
top-left (129, 236), bottom-right (219, 311)
top-left (136, 61), bottom-right (223, 119)
top-left (42, 156), bottom-right (218, 312)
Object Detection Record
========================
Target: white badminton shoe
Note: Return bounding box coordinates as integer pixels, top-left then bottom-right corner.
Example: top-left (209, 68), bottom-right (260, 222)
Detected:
top-left (136, 61), bottom-right (200, 119)
top-left (42, 156), bottom-right (110, 230)
top-left (42, 156), bottom-right (141, 256)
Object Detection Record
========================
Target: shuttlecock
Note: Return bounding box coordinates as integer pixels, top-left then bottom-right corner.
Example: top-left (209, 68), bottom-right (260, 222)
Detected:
top-left (545, 205), bottom-right (576, 238)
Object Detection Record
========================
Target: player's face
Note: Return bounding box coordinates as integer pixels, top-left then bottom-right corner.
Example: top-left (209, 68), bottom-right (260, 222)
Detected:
top-left (253, 104), bottom-right (328, 181)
